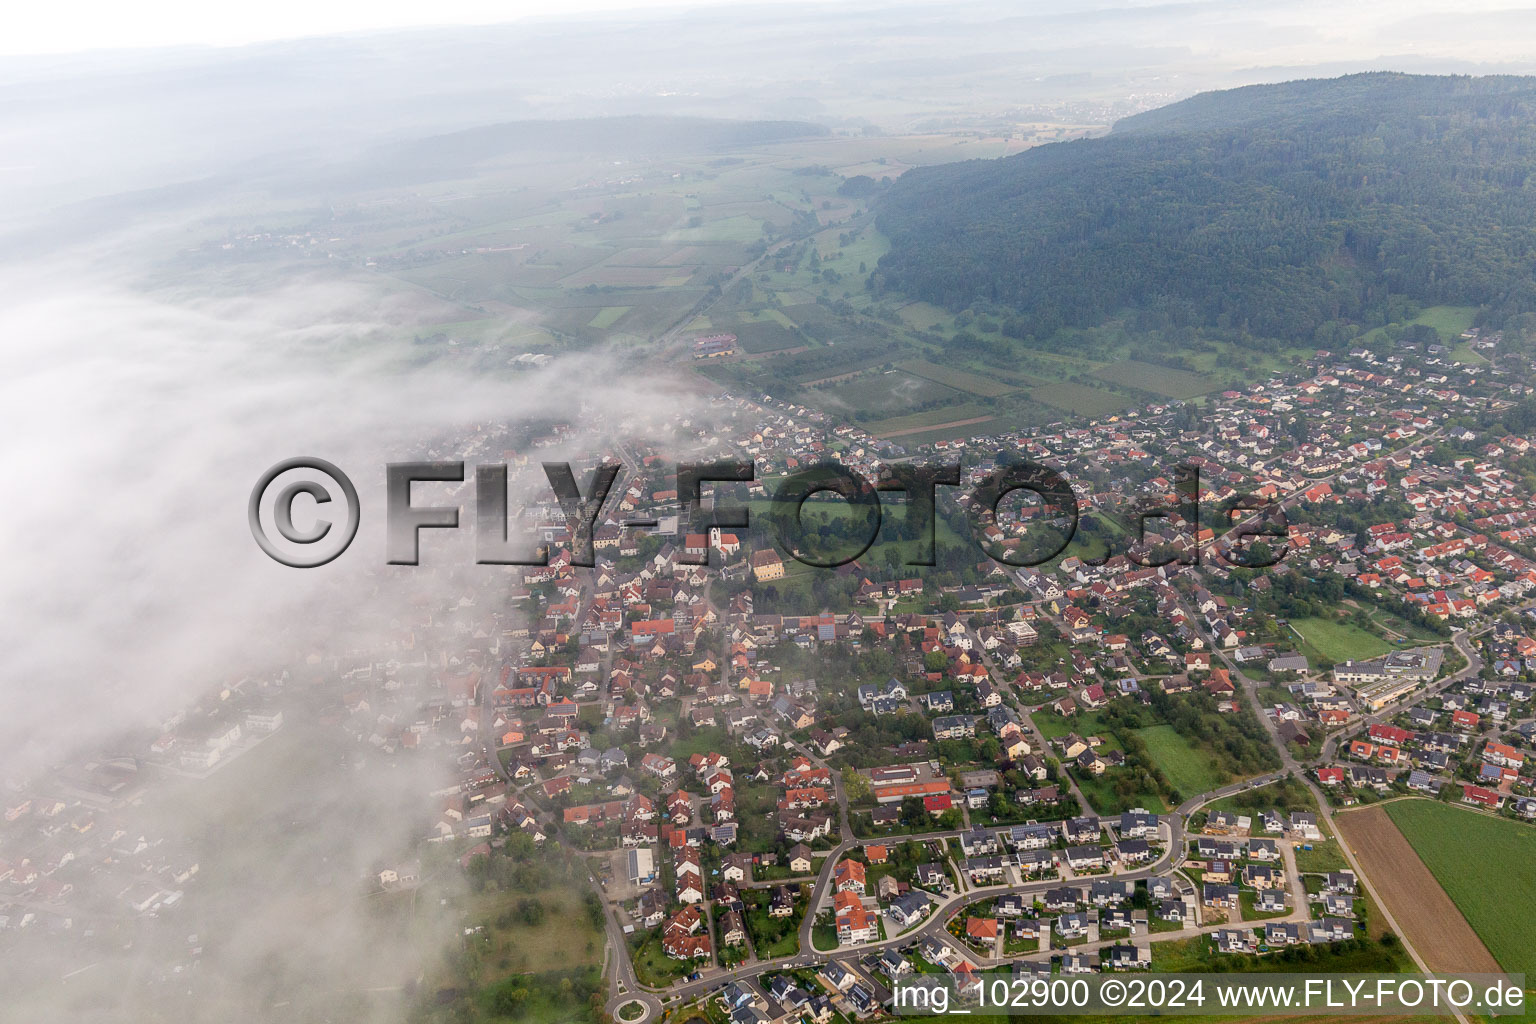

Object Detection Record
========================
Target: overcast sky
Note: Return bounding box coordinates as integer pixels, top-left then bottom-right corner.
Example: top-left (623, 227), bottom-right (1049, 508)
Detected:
top-left (4, 0), bottom-right (851, 55)
top-left (10, 0), bottom-right (1536, 61)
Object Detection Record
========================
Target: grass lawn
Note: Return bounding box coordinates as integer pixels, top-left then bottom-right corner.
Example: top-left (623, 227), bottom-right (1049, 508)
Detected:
top-left (1072, 770), bottom-right (1168, 815)
top-left (461, 885), bottom-right (605, 977)
top-left (1150, 936), bottom-right (1210, 972)
top-left (664, 726), bottom-right (739, 761)
top-left (631, 933), bottom-right (693, 987)
top-left (1449, 342), bottom-right (1488, 364)
top-left (824, 369), bottom-right (962, 415)
top-left (1239, 891), bottom-right (1290, 921)
top-left (475, 968), bottom-right (605, 1024)
top-left (1027, 381), bottom-right (1131, 418)
top-left (1358, 304), bottom-right (1476, 347)
top-left (1093, 360), bottom-right (1219, 400)
top-left (1290, 616), bottom-right (1393, 664)
top-left (1136, 724), bottom-right (1226, 796)
top-left (1293, 835), bottom-right (1349, 875)
top-left (1362, 606), bottom-right (1444, 645)
top-left (1385, 800), bottom-right (1536, 977)
top-left (1410, 304), bottom-right (1478, 339)
top-left (1150, 933), bottom-right (1409, 977)
top-left (1032, 709), bottom-right (1113, 742)
top-left (896, 301), bottom-right (951, 331)
top-left (744, 894), bottom-right (804, 958)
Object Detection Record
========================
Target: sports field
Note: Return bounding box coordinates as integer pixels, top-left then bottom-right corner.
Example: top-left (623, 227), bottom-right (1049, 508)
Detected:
top-left (1384, 799), bottom-right (1536, 977)
top-left (1290, 616), bottom-right (1393, 663)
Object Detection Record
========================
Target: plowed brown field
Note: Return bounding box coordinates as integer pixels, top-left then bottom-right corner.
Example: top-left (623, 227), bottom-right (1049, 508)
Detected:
top-left (1334, 806), bottom-right (1500, 973)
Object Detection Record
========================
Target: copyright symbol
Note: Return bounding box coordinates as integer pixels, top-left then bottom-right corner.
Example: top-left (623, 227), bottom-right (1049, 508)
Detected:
top-left (1100, 979), bottom-right (1126, 1007)
top-left (249, 457), bottom-right (360, 567)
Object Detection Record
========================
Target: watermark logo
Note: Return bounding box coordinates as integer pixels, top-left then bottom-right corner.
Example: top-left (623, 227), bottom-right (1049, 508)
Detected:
top-left (248, 457), bottom-right (361, 567)
top-left (249, 456), bottom-right (1289, 570)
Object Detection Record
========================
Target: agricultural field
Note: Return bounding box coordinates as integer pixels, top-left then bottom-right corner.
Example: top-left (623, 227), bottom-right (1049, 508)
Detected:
top-left (366, 134), bottom-right (880, 352)
top-left (1026, 381), bottom-right (1132, 418)
top-left (1289, 616), bottom-right (1393, 664)
top-left (560, 263), bottom-right (691, 288)
top-left (525, 283), bottom-right (713, 340)
top-left (813, 225), bottom-right (889, 271)
top-left (353, 126), bottom-right (1328, 433)
top-left (667, 213), bottom-right (768, 243)
top-left (816, 369), bottom-right (962, 417)
top-left (985, 366), bottom-right (1051, 389)
top-left (725, 319), bottom-right (803, 354)
top-left (1333, 805), bottom-right (1499, 975)
top-left (1093, 359), bottom-right (1220, 399)
top-left (864, 402), bottom-right (998, 439)
top-left (898, 359), bottom-right (1021, 398)
top-left (1382, 800), bottom-right (1536, 977)
top-left (587, 305), bottom-right (631, 329)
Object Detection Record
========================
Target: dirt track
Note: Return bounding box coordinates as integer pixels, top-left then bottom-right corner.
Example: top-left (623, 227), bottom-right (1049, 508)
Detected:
top-left (1335, 806), bottom-right (1501, 973)
top-left (878, 415), bottom-right (995, 438)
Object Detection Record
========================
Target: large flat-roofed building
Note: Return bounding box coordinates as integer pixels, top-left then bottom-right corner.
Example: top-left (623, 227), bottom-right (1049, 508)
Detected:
top-left (627, 847), bottom-right (656, 886)
top-left (1335, 649), bottom-right (1443, 710)
top-left (692, 333), bottom-right (737, 358)
top-left (1354, 674), bottom-right (1425, 711)
top-left (868, 761), bottom-right (951, 804)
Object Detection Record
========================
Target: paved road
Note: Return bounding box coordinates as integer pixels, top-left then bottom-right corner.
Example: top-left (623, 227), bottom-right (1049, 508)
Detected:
top-left (655, 834), bottom-right (1186, 1006)
top-left (614, 777), bottom-right (1324, 1012)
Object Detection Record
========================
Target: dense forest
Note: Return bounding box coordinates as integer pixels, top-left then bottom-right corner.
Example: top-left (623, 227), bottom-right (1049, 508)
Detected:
top-left (874, 74), bottom-right (1536, 342)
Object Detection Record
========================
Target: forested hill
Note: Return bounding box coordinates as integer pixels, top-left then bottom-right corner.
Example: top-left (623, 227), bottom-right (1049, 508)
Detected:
top-left (873, 73), bottom-right (1536, 343)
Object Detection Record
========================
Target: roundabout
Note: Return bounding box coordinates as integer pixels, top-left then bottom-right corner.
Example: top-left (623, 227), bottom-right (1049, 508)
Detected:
top-left (614, 997), bottom-right (654, 1023)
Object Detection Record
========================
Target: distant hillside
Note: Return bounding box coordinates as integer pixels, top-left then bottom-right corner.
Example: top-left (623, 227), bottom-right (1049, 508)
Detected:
top-left (874, 73), bottom-right (1536, 342)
